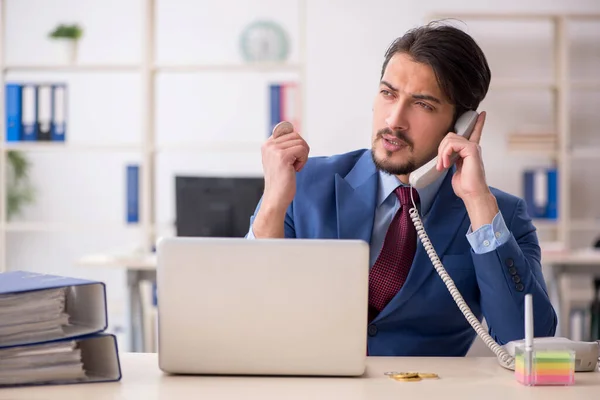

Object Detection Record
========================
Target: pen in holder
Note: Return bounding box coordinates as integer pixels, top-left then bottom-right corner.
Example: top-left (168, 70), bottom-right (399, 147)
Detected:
top-left (515, 294), bottom-right (575, 386)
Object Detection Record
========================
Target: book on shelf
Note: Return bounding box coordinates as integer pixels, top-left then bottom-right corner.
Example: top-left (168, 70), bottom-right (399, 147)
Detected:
top-left (4, 82), bottom-right (68, 143)
top-left (523, 166), bottom-right (558, 220)
top-left (126, 164), bottom-right (139, 224)
top-left (507, 131), bottom-right (558, 153)
top-left (0, 270), bottom-right (121, 387)
top-left (268, 82), bottom-right (301, 137)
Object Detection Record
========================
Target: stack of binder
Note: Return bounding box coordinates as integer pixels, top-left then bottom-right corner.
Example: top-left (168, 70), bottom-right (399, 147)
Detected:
top-left (5, 82), bottom-right (67, 142)
top-left (0, 270), bottom-right (121, 387)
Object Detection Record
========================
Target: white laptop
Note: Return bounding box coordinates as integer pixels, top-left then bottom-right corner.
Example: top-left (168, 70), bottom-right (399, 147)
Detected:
top-left (156, 237), bottom-right (369, 377)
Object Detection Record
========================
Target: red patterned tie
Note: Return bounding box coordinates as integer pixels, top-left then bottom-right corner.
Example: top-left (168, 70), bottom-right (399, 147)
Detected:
top-left (368, 186), bottom-right (419, 321)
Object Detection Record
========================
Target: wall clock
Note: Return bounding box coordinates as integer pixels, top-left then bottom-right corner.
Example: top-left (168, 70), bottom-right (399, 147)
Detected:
top-left (240, 20), bottom-right (289, 63)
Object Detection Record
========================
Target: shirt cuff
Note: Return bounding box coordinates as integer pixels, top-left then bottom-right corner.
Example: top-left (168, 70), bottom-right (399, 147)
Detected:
top-left (245, 226), bottom-right (256, 239)
top-left (466, 211), bottom-right (510, 254)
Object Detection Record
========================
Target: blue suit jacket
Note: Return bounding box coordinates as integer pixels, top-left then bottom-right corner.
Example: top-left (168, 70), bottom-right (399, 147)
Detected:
top-left (249, 149), bottom-right (557, 356)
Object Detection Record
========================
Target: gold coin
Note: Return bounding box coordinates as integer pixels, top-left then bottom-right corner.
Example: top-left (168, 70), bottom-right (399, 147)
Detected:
top-left (391, 372), bottom-right (419, 378)
top-left (417, 372), bottom-right (439, 379)
top-left (393, 376), bottom-right (422, 382)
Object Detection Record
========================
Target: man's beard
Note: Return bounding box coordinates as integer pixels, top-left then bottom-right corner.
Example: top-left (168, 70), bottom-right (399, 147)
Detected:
top-left (371, 127), bottom-right (417, 176)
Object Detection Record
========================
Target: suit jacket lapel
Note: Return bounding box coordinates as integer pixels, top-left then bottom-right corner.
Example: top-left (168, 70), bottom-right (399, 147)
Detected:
top-left (375, 167), bottom-right (468, 321)
top-left (334, 151), bottom-right (378, 243)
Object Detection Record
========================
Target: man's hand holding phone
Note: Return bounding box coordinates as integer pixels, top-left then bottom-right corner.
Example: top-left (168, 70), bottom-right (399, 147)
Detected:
top-left (436, 111), bottom-right (499, 230)
top-left (253, 121), bottom-right (310, 238)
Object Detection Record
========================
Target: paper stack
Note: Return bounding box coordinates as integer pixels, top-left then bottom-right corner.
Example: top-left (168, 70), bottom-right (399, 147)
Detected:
top-left (0, 285), bottom-right (86, 385)
top-left (0, 341), bottom-right (85, 386)
top-left (0, 287), bottom-right (70, 347)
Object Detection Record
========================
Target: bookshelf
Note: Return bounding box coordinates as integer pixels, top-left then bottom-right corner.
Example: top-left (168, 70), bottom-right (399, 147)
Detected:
top-left (427, 11), bottom-right (600, 251)
top-left (0, 0), bottom-right (5, 273)
top-left (3, 65), bottom-right (141, 72)
top-left (428, 11), bottom-right (600, 341)
top-left (0, 0), bottom-right (307, 271)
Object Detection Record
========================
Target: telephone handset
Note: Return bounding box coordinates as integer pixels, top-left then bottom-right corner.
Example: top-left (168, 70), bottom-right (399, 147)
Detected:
top-left (409, 110), bottom-right (479, 190)
top-left (406, 111), bottom-right (600, 372)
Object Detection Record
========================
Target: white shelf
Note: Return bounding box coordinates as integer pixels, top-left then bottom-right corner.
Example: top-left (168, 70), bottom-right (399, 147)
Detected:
top-left (490, 79), bottom-right (556, 90)
top-left (533, 219), bottom-right (559, 229)
top-left (571, 146), bottom-right (600, 160)
top-left (428, 12), bottom-right (600, 20)
top-left (1, 142), bottom-right (142, 152)
top-left (3, 222), bottom-right (143, 233)
top-left (76, 252), bottom-right (156, 270)
top-left (571, 80), bottom-right (600, 90)
top-left (154, 62), bottom-right (301, 73)
top-left (507, 145), bottom-right (600, 159)
top-left (534, 219), bottom-right (600, 231)
top-left (541, 247), bottom-right (600, 265)
top-left (154, 141), bottom-right (262, 153)
top-left (3, 64), bottom-right (140, 72)
top-left (507, 147), bottom-right (557, 157)
top-left (570, 219), bottom-right (600, 231)
top-left (487, 79), bottom-right (600, 91)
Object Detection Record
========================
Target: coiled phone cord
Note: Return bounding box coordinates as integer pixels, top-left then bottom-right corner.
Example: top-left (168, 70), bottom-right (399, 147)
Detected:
top-left (408, 189), bottom-right (515, 369)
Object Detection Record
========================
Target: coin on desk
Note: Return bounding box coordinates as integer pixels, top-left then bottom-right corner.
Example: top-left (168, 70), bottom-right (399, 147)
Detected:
top-left (388, 372), bottom-right (420, 381)
top-left (391, 372), bottom-right (419, 378)
top-left (417, 372), bottom-right (439, 379)
top-left (387, 372), bottom-right (439, 381)
top-left (392, 375), bottom-right (422, 382)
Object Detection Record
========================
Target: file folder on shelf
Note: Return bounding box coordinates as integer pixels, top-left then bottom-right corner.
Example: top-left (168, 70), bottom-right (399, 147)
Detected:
top-left (126, 164), bottom-right (139, 223)
top-left (36, 84), bottom-right (53, 141)
top-left (268, 82), bottom-right (301, 137)
top-left (5, 83), bottom-right (22, 142)
top-left (0, 270), bottom-right (122, 387)
top-left (51, 84), bottom-right (67, 142)
top-left (21, 84), bottom-right (38, 141)
top-left (523, 167), bottom-right (558, 219)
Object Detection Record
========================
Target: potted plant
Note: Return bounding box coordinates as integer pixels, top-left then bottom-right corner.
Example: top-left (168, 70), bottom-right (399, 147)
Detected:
top-left (6, 151), bottom-right (35, 221)
top-left (48, 23), bottom-right (83, 64)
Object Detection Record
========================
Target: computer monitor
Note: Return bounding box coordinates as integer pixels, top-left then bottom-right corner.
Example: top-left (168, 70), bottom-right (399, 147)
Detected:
top-left (174, 176), bottom-right (264, 238)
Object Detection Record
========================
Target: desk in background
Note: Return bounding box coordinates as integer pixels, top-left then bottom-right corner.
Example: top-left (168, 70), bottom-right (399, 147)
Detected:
top-left (1, 354), bottom-right (599, 399)
top-left (77, 247), bottom-right (600, 353)
top-left (77, 252), bottom-right (157, 353)
top-left (542, 248), bottom-right (600, 338)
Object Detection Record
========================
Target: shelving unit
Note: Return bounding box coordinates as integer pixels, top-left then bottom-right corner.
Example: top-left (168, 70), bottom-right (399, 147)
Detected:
top-left (428, 11), bottom-right (600, 251)
top-left (0, 0), bottom-right (5, 274)
top-left (154, 63), bottom-right (302, 73)
top-left (0, 0), bottom-right (306, 272)
top-left (428, 11), bottom-right (600, 341)
top-left (2, 65), bottom-right (141, 72)
top-left (2, 143), bottom-right (142, 152)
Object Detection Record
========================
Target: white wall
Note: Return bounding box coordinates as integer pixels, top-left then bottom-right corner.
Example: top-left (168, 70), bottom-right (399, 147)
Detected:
top-left (4, 0), bottom-right (600, 350)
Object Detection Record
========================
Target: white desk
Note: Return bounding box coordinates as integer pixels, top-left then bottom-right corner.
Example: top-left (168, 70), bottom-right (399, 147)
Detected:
top-left (541, 248), bottom-right (600, 338)
top-left (1, 353), bottom-right (599, 399)
top-left (77, 253), bottom-right (157, 352)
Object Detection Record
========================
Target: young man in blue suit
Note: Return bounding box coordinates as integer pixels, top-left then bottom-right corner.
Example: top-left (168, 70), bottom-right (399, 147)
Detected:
top-left (247, 22), bottom-right (557, 356)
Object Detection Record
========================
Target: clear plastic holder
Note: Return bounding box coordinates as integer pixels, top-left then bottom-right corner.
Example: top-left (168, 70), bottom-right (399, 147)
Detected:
top-left (514, 345), bottom-right (575, 386)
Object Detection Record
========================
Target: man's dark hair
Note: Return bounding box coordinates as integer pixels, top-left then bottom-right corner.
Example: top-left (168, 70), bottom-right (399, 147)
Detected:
top-left (381, 21), bottom-right (491, 123)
